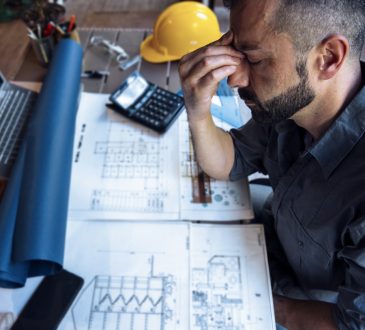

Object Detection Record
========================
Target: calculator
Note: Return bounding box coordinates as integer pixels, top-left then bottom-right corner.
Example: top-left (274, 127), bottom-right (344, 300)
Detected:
top-left (108, 71), bottom-right (185, 133)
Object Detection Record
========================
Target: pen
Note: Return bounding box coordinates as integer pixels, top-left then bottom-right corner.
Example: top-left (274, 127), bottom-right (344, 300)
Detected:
top-left (43, 23), bottom-right (54, 37)
top-left (67, 15), bottom-right (76, 33)
top-left (37, 23), bottom-right (42, 39)
top-left (27, 27), bottom-right (38, 40)
top-left (39, 42), bottom-right (49, 64)
top-left (50, 21), bottom-right (65, 35)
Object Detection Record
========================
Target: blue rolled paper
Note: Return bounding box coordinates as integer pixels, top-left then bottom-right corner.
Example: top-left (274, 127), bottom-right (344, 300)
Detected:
top-left (0, 38), bottom-right (83, 288)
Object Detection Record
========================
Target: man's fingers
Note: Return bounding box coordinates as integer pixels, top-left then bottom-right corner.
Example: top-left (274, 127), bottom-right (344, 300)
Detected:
top-left (179, 31), bottom-right (240, 67)
top-left (215, 31), bottom-right (233, 46)
top-left (183, 64), bottom-right (237, 101)
top-left (178, 31), bottom-right (242, 115)
top-left (184, 54), bottom-right (241, 86)
top-left (179, 46), bottom-right (243, 78)
top-left (199, 65), bottom-right (237, 89)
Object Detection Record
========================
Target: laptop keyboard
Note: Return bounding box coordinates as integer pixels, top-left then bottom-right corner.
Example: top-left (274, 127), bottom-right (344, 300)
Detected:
top-left (0, 83), bottom-right (37, 177)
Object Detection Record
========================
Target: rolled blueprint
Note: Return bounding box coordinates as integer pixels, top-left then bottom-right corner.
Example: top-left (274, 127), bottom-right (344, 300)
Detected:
top-left (0, 38), bottom-right (83, 288)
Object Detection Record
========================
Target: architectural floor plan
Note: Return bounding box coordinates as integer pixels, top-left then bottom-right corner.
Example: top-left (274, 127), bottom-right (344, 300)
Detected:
top-left (54, 221), bottom-right (274, 330)
top-left (68, 93), bottom-right (253, 221)
top-left (7, 91), bottom-right (273, 330)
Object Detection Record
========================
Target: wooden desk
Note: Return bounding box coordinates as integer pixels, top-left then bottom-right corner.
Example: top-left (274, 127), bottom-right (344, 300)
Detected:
top-left (15, 27), bottom-right (181, 94)
top-left (0, 0), bottom-right (229, 81)
top-left (0, 7), bottom-right (164, 81)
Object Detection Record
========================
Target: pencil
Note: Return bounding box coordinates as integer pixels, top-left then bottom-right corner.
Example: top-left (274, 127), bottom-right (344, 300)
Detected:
top-left (67, 15), bottom-right (76, 33)
top-left (39, 42), bottom-right (49, 64)
top-left (27, 27), bottom-right (38, 40)
top-left (50, 21), bottom-right (65, 35)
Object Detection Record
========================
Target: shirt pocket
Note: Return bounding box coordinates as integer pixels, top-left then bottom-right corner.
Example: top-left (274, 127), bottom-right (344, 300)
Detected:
top-left (278, 207), bottom-right (334, 290)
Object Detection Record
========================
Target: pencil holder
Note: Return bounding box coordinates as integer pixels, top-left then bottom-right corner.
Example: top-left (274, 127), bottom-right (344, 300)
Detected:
top-left (30, 34), bottom-right (55, 67)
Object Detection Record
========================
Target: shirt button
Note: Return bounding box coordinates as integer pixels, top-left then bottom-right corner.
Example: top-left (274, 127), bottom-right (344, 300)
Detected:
top-left (298, 240), bottom-right (304, 247)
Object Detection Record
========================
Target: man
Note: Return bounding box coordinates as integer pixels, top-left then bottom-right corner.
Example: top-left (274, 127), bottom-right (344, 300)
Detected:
top-left (178, 0), bottom-right (365, 329)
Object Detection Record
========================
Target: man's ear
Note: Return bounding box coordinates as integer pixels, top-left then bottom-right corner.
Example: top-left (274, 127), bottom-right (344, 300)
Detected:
top-left (316, 34), bottom-right (349, 80)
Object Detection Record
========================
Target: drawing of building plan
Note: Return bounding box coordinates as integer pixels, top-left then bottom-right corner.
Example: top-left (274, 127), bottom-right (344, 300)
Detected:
top-left (45, 221), bottom-right (274, 329)
top-left (68, 93), bottom-right (253, 221)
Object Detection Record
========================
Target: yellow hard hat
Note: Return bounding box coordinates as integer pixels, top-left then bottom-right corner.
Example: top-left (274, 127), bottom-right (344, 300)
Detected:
top-left (140, 1), bottom-right (221, 63)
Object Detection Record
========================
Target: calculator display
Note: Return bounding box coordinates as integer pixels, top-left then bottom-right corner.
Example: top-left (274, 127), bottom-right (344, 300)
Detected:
top-left (115, 74), bottom-right (149, 109)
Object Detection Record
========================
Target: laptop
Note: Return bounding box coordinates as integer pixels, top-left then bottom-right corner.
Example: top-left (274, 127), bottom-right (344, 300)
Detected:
top-left (0, 72), bottom-right (37, 178)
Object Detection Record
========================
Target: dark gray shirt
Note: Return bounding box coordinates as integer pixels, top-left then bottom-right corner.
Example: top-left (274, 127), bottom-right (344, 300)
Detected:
top-left (229, 86), bottom-right (365, 329)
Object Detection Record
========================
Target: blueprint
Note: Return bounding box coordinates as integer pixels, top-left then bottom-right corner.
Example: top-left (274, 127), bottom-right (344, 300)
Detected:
top-left (53, 221), bottom-right (275, 329)
top-left (60, 221), bottom-right (189, 330)
top-left (6, 216), bottom-right (273, 330)
top-left (179, 112), bottom-right (253, 220)
top-left (68, 93), bottom-right (253, 221)
top-left (190, 224), bottom-right (275, 330)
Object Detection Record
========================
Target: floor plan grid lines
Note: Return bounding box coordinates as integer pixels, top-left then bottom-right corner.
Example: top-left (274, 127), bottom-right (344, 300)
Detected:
top-left (95, 141), bottom-right (160, 179)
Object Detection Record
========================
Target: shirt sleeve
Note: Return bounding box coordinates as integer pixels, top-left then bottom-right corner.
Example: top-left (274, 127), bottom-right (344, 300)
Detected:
top-left (334, 215), bottom-right (365, 329)
top-left (229, 119), bottom-right (271, 181)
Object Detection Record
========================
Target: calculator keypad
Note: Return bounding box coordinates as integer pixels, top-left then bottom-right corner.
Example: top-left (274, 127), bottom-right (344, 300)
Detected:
top-left (131, 87), bottom-right (184, 131)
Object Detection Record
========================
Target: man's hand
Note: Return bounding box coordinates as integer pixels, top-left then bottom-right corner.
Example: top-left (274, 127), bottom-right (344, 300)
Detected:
top-left (178, 31), bottom-right (243, 123)
top-left (274, 295), bottom-right (338, 330)
top-left (177, 32), bottom-right (243, 180)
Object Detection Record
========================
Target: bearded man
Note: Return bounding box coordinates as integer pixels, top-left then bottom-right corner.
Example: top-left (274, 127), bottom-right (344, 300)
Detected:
top-left (179, 0), bottom-right (365, 328)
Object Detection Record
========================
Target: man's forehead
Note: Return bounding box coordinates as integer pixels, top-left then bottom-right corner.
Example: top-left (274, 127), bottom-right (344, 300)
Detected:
top-left (230, 0), bottom-right (278, 49)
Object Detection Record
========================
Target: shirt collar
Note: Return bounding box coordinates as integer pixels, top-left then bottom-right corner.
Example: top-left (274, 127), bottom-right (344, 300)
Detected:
top-left (309, 85), bottom-right (365, 179)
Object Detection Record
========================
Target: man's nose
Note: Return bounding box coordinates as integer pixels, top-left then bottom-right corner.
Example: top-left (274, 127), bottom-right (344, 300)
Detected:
top-left (227, 60), bottom-right (249, 88)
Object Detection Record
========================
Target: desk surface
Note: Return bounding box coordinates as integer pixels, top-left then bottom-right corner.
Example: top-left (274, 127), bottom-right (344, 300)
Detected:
top-left (0, 1), bottom-right (230, 81)
top-left (15, 27), bottom-right (182, 94)
top-left (0, 7), bottom-right (164, 81)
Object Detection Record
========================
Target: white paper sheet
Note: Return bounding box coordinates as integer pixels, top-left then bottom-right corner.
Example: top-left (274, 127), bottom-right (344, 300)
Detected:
top-left (7, 222), bottom-right (274, 330)
top-left (60, 221), bottom-right (190, 330)
top-left (190, 224), bottom-right (275, 330)
top-left (56, 221), bottom-right (274, 330)
top-left (68, 93), bottom-right (181, 220)
top-left (68, 92), bottom-right (253, 221)
top-left (179, 112), bottom-right (253, 220)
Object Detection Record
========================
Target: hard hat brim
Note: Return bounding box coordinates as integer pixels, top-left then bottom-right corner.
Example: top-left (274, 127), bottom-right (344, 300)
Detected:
top-left (140, 34), bottom-right (181, 63)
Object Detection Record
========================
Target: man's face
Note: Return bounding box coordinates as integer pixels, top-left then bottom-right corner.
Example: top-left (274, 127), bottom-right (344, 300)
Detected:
top-left (228, 0), bottom-right (315, 123)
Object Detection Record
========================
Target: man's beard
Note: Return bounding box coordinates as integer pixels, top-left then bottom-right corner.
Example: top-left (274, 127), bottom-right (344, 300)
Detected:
top-left (238, 59), bottom-right (315, 124)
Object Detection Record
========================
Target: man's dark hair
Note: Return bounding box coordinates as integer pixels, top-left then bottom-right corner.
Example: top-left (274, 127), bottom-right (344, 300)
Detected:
top-left (224, 0), bottom-right (365, 60)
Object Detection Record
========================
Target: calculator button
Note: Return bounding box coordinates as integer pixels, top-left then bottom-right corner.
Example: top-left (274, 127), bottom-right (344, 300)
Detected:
top-left (144, 96), bottom-right (181, 129)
